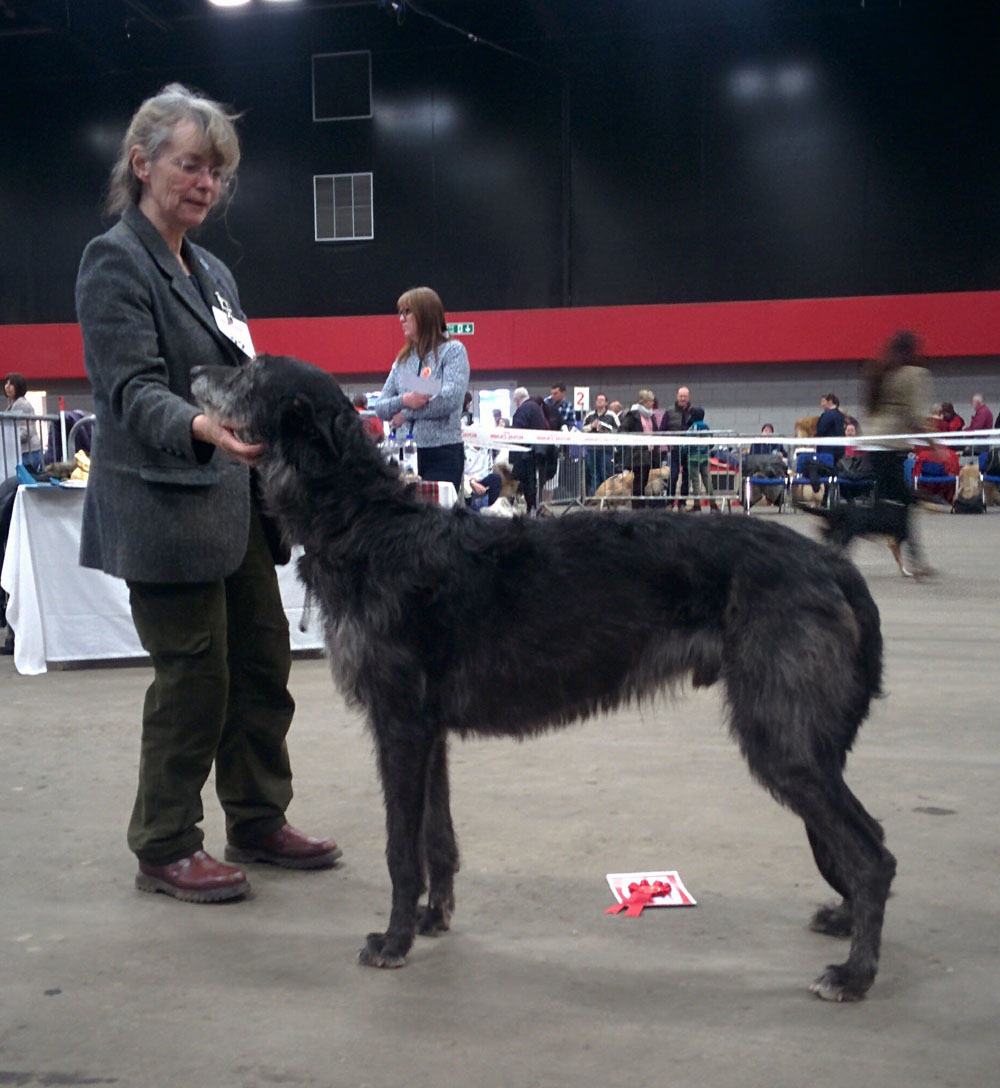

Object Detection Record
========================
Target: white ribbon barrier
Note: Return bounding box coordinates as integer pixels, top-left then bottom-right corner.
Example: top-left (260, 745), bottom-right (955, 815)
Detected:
top-left (461, 427), bottom-right (1000, 450)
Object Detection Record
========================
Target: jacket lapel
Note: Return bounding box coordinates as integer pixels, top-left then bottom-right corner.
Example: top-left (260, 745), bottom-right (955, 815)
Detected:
top-left (121, 205), bottom-right (244, 362)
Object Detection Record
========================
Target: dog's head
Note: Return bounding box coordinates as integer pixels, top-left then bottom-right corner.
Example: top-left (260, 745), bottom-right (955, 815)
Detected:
top-left (794, 415), bottom-right (820, 438)
top-left (493, 462), bottom-right (520, 502)
top-left (192, 354), bottom-right (352, 448)
top-left (194, 352), bottom-right (392, 481)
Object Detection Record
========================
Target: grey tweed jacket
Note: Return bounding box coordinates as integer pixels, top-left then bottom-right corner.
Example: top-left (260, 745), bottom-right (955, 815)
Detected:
top-left (75, 204), bottom-right (253, 583)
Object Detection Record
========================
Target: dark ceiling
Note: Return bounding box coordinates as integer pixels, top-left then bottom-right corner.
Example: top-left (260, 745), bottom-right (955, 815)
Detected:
top-left (0, 2), bottom-right (941, 55)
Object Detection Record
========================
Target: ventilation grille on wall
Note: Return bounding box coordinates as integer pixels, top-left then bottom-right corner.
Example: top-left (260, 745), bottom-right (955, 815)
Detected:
top-left (312, 51), bottom-right (372, 121)
top-left (314, 173), bottom-right (374, 241)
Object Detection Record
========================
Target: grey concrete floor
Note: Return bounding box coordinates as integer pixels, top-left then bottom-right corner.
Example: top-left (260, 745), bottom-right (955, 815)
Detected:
top-left (1, 509), bottom-right (998, 1088)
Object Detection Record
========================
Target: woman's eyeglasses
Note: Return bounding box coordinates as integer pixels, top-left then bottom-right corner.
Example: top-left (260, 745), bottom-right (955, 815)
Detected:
top-left (170, 157), bottom-right (231, 188)
top-left (398, 307), bottom-right (412, 317)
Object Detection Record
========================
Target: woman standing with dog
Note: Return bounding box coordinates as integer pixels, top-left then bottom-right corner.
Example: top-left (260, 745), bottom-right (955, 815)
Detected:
top-left (375, 287), bottom-right (470, 495)
top-left (75, 84), bottom-right (339, 904)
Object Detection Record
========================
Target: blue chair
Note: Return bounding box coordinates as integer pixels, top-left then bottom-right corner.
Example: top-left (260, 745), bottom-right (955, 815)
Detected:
top-left (790, 451), bottom-right (836, 508)
top-left (912, 457), bottom-right (960, 510)
top-left (742, 462), bottom-right (788, 514)
top-left (979, 451), bottom-right (1000, 512)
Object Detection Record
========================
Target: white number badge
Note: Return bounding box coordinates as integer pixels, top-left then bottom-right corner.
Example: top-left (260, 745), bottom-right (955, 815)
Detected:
top-left (212, 291), bottom-right (256, 358)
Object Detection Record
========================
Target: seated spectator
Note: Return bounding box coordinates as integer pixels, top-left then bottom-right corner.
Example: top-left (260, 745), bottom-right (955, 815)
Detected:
top-left (914, 443), bottom-right (960, 504)
top-left (836, 422), bottom-right (873, 504)
top-left (463, 443), bottom-right (502, 509)
top-left (967, 393), bottom-right (993, 433)
top-left (748, 423), bottom-right (787, 460)
top-left (964, 393), bottom-right (994, 455)
top-left (939, 401), bottom-right (964, 431)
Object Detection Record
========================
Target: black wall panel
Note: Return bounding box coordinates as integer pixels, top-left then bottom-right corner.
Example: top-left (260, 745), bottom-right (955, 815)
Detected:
top-left (0, 2), bottom-right (997, 325)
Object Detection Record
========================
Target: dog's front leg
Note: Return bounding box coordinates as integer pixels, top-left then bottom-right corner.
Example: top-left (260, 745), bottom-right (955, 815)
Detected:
top-left (417, 734), bottom-right (459, 936)
top-left (359, 728), bottom-right (432, 968)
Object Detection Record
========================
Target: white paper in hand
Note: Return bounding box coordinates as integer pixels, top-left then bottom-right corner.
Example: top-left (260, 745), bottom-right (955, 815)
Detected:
top-left (398, 368), bottom-right (442, 395)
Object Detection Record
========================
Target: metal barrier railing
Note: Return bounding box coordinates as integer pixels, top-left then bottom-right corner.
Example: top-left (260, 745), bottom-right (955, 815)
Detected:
top-left (583, 429), bottom-right (745, 512)
top-left (1, 411), bottom-right (94, 480)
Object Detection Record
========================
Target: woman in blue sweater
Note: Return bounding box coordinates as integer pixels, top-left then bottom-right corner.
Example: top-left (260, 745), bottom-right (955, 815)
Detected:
top-left (375, 286), bottom-right (470, 493)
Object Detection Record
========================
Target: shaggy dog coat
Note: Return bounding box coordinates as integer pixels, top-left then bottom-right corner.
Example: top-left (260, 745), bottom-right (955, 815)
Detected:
top-left (192, 355), bottom-right (896, 1002)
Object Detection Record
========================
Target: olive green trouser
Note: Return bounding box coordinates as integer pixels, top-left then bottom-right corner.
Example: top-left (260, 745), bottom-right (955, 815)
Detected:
top-left (126, 510), bottom-right (294, 865)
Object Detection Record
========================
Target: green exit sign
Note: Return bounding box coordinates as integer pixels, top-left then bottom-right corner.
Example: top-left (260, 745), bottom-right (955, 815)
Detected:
top-left (447, 322), bottom-right (475, 335)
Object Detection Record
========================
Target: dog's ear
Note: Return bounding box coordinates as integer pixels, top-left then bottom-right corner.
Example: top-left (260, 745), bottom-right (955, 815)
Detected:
top-left (274, 393), bottom-right (338, 469)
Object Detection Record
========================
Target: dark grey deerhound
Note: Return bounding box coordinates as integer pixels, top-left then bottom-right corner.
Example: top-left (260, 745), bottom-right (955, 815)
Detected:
top-left (192, 355), bottom-right (896, 1002)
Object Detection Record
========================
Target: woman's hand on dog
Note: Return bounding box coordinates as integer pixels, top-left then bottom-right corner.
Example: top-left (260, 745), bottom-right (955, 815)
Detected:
top-left (191, 412), bottom-right (264, 466)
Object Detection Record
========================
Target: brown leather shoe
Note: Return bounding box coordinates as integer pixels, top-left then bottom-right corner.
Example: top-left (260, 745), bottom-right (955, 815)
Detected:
top-left (136, 850), bottom-right (249, 903)
top-left (225, 823), bottom-right (342, 870)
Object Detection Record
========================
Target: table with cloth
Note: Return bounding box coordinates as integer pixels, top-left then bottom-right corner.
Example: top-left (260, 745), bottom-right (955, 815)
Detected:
top-left (1, 484), bottom-right (323, 675)
top-left (1, 478), bottom-right (457, 675)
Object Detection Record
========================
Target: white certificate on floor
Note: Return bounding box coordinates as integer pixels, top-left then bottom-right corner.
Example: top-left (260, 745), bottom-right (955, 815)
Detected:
top-left (606, 870), bottom-right (697, 908)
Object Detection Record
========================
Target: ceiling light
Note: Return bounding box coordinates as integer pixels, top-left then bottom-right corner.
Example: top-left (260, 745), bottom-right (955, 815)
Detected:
top-left (208, 0), bottom-right (252, 8)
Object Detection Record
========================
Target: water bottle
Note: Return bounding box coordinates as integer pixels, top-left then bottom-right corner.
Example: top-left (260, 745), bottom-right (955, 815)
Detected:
top-left (402, 431), bottom-right (418, 477)
top-left (384, 429), bottom-right (398, 467)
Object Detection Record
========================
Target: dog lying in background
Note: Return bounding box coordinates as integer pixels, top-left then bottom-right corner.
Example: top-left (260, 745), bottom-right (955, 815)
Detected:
top-left (191, 354), bottom-right (896, 1002)
top-left (480, 463), bottom-right (521, 517)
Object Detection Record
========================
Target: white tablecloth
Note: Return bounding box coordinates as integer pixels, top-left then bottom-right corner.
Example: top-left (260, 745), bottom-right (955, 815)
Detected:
top-left (0, 485), bottom-right (323, 675)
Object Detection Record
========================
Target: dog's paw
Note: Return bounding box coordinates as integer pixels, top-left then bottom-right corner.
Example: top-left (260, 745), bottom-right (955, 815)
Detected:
top-left (809, 963), bottom-right (870, 1002)
top-left (358, 931), bottom-right (407, 969)
top-left (809, 902), bottom-right (853, 938)
top-left (417, 902), bottom-right (452, 937)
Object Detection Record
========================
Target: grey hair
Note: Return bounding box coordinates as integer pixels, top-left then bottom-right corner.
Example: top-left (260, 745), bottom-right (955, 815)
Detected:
top-left (513, 386), bottom-right (529, 403)
top-left (105, 83), bottom-right (242, 215)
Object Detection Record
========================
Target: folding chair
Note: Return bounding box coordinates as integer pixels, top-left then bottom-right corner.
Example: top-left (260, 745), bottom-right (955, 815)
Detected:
top-left (980, 452), bottom-right (1000, 512)
top-left (742, 469), bottom-right (788, 513)
top-left (912, 458), bottom-right (960, 511)
top-left (790, 450), bottom-right (836, 508)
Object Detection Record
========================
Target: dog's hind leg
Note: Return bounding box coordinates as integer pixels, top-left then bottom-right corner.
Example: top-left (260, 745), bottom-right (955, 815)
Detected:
top-left (806, 825), bottom-right (854, 938)
top-left (417, 735), bottom-right (459, 937)
top-left (748, 750), bottom-right (895, 1000)
top-left (805, 781), bottom-right (895, 1002)
top-left (359, 726), bottom-right (434, 968)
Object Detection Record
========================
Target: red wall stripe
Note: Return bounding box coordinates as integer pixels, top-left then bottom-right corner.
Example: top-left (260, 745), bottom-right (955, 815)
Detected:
top-left (3, 290), bottom-right (998, 381)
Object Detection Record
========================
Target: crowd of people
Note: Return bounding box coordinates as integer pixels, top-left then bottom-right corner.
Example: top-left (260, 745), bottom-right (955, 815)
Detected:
top-left (381, 368), bottom-right (994, 519)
